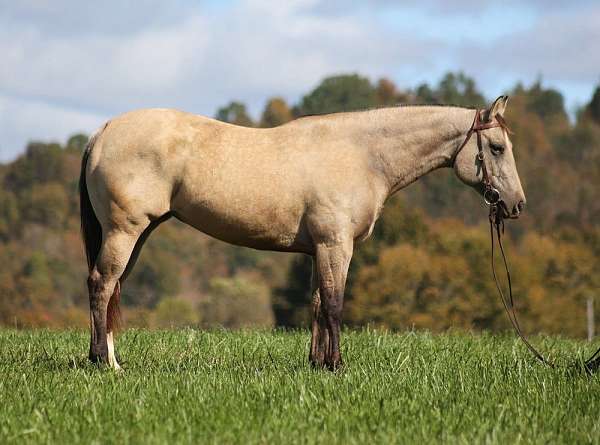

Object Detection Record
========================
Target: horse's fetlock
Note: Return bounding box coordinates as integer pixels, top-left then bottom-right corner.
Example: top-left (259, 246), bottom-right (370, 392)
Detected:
top-left (89, 342), bottom-right (108, 364)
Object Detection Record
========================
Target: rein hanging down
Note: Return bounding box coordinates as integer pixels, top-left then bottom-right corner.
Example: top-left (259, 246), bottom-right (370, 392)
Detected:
top-left (464, 110), bottom-right (600, 371)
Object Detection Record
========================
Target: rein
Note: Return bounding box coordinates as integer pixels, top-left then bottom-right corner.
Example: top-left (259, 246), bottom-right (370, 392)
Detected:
top-left (461, 110), bottom-right (600, 371)
top-left (488, 205), bottom-right (553, 366)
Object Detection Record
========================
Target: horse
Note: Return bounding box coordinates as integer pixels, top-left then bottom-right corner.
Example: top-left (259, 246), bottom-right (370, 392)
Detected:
top-left (79, 95), bottom-right (525, 370)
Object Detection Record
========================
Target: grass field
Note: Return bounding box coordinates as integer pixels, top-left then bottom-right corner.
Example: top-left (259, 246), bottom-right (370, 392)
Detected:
top-left (1, 329), bottom-right (599, 444)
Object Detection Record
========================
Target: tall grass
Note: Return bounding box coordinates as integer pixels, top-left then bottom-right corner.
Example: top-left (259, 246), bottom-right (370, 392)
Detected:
top-left (0, 329), bottom-right (598, 444)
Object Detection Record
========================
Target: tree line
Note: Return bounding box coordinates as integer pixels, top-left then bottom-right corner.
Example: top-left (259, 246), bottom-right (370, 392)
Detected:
top-left (1, 72), bottom-right (599, 338)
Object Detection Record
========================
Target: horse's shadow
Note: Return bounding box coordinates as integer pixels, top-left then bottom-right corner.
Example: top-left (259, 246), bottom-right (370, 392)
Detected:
top-left (24, 350), bottom-right (103, 373)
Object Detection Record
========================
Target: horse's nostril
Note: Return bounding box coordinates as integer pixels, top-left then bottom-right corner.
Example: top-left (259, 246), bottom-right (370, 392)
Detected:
top-left (514, 200), bottom-right (525, 215)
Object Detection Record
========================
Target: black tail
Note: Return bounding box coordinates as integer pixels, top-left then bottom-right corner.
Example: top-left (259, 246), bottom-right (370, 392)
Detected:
top-left (79, 125), bottom-right (121, 331)
top-left (79, 136), bottom-right (102, 272)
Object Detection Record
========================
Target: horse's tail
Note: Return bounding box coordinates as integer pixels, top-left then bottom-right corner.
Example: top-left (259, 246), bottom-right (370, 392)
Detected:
top-left (79, 123), bottom-right (121, 330)
top-left (79, 127), bottom-right (103, 273)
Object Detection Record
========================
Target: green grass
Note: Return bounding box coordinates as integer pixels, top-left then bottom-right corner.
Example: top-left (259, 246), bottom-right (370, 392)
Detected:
top-left (0, 329), bottom-right (599, 444)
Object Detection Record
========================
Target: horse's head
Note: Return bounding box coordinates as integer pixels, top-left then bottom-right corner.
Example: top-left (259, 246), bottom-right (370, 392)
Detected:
top-left (453, 96), bottom-right (526, 218)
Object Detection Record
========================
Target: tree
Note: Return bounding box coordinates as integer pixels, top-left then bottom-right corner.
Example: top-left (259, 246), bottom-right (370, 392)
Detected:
top-left (4, 142), bottom-right (65, 191)
top-left (586, 85), bottom-right (600, 124)
top-left (273, 254), bottom-right (312, 327)
top-left (21, 182), bottom-right (69, 229)
top-left (260, 97), bottom-right (293, 127)
top-left (526, 81), bottom-right (568, 123)
top-left (199, 275), bottom-right (274, 328)
top-left (414, 72), bottom-right (485, 107)
top-left (0, 190), bottom-right (19, 240)
top-left (0, 75), bottom-right (598, 338)
top-left (296, 74), bottom-right (377, 116)
top-left (65, 133), bottom-right (89, 153)
top-left (125, 246), bottom-right (181, 308)
top-left (415, 83), bottom-right (436, 104)
top-left (152, 297), bottom-right (198, 328)
top-left (375, 78), bottom-right (411, 106)
top-left (436, 72), bottom-right (486, 107)
top-left (215, 101), bottom-right (254, 127)
top-left (347, 243), bottom-right (484, 331)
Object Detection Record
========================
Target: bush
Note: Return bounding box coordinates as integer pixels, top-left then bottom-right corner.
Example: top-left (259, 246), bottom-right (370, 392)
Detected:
top-left (199, 275), bottom-right (274, 328)
top-left (152, 297), bottom-right (198, 329)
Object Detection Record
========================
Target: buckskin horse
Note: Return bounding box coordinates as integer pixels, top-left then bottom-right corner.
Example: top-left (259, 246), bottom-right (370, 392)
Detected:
top-left (79, 96), bottom-right (524, 370)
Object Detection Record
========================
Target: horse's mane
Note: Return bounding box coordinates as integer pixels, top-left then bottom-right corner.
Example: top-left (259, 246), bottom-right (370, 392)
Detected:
top-left (395, 103), bottom-right (478, 110)
top-left (296, 103), bottom-right (478, 120)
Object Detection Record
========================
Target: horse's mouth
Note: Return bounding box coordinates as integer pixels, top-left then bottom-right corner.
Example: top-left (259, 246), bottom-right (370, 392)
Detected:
top-left (499, 201), bottom-right (519, 219)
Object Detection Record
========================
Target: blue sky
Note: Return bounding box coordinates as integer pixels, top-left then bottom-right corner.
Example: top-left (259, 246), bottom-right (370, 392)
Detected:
top-left (1, 0), bottom-right (598, 161)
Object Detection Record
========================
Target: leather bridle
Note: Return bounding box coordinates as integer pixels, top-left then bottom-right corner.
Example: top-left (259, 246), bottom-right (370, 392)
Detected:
top-left (457, 109), bottom-right (507, 207)
top-left (459, 110), bottom-right (600, 371)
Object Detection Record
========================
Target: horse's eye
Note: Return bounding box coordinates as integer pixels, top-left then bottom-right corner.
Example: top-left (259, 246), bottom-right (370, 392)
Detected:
top-left (490, 143), bottom-right (504, 156)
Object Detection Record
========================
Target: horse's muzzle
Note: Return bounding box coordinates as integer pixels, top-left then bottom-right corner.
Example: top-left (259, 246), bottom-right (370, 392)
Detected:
top-left (499, 200), bottom-right (524, 219)
top-left (510, 200), bottom-right (525, 219)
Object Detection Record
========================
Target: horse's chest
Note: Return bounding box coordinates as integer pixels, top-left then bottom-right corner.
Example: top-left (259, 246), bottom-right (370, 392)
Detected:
top-left (353, 199), bottom-right (385, 243)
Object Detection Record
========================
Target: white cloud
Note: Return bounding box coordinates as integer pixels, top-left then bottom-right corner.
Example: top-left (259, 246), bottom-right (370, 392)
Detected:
top-left (0, 95), bottom-right (107, 162)
top-left (0, 14), bottom-right (211, 111)
top-left (0, 0), bottom-right (197, 36)
top-left (457, 5), bottom-right (600, 108)
top-left (23, 0), bottom-right (435, 110)
top-left (490, 8), bottom-right (600, 83)
top-left (307, 0), bottom-right (599, 17)
top-left (0, 0), bottom-right (446, 159)
top-left (0, 0), bottom-right (598, 160)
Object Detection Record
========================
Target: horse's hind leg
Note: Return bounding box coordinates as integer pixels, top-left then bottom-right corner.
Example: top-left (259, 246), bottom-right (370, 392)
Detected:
top-left (88, 228), bottom-right (143, 369)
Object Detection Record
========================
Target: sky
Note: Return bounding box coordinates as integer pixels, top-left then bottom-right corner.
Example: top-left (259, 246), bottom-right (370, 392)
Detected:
top-left (1, 0), bottom-right (599, 161)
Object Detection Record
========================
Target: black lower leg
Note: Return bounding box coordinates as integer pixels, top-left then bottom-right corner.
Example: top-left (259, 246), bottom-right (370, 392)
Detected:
top-left (88, 273), bottom-right (108, 364)
top-left (89, 309), bottom-right (108, 363)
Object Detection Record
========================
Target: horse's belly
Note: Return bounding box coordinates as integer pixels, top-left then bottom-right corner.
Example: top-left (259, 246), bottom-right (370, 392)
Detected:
top-left (172, 198), bottom-right (311, 253)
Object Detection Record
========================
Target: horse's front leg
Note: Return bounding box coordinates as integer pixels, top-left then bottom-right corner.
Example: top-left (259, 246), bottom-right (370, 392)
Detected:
top-left (314, 238), bottom-right (353, 371)
top-left (309, 259), bottom-right (329, 367)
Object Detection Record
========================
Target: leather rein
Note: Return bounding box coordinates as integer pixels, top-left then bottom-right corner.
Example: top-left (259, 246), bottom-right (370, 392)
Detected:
top-left (460, 110), bottom-right (600, 371)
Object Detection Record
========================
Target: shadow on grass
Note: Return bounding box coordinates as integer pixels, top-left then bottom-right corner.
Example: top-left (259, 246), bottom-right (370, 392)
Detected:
top-left (16, 347), bottom-right (117, 373)
top-left (565, 345), bottom-right (600, 376)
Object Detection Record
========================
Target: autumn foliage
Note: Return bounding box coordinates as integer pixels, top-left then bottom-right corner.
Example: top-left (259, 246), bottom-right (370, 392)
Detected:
top-left (1, 72), bottom-right (599, 338)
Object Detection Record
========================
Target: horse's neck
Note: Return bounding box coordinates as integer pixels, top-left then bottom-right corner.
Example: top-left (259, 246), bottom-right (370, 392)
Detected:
top-left (356, 106), bottom-right (475, 195)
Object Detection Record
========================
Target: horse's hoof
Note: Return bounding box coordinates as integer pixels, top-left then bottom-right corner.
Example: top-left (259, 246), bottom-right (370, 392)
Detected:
top-left (110, 362), bottom-right (124, 372)
top-left (309, 355), bottom-right (326, 369)
top-left (325, 358), bottom-right (344, 372)
top-left (88, 354), bottom-right (103, 364)
top-left (88, 349), bottom-right (108, 365)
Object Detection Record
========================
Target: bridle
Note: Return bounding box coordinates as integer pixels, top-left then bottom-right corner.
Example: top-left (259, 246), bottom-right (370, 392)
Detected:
top-left (457, 109), bottom-right (506, 207)
top-left (459, 109), bottom-right (600, 371)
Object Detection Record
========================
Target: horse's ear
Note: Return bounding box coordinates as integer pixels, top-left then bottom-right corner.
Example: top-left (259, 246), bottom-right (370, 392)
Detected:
top-left (484, 95), bottom-right (509, 122)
